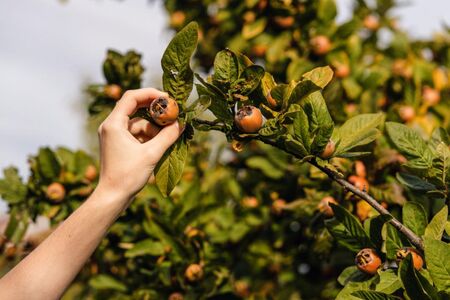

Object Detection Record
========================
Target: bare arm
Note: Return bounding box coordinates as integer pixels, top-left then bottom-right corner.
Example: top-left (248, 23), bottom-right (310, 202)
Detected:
top-left (0, 88), bottom-right (181, 300)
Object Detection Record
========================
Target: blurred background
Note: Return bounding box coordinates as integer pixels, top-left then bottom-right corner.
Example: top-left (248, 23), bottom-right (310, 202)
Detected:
top-left (0, 1), bottom-right (449, 299)
top-left (0, 0), bottom-right (449, 182)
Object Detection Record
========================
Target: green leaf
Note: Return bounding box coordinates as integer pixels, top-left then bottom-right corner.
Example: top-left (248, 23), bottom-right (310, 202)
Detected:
top-left (89, 275), bottom-right (127, 292)
top-left (161, 21), bottom-right (198, 103)
top-left (366, 214), bottom-right (392, 250)
top-left (375, 270), bottom-right (402, 294)
top-left (336, 278), bottom-right (376, 300)
top-left (242, 17), bottom-right (267, 39)
top-left (125, 239), bottom-right (165, 258)
top-left (342, 77), bottom-right (362, 99)
top-left (424, 206), bottom-right (448, 240)
top-left (396, 173), bottom-right (436, 191)
top-left (37, 147), bottom-right (61, 180)
top-left (352, 290), bottom-right (401, 300)
top-left (260, 72), bottom-right (276, 97)
top-left (283, 134), bottom-right (309, 157)
top-left (195, 76), bottom-right (232, 122)
top-left (403, 202), bottom-right (427, 236)
top-left (302, 66), bottom-right (334, 89)
top-left (154, 136), bottom-right (189, 197)
top-left (73, 150), bottom-right (93, 178)
top-left (424, 238), bottom-right (450, 292)
top-left (232, 65), bottom-right (265, 96)
top-left (302, 91), bottom-right (334, 155)
top-left (185, 95), bottom-right (211, 122)
top-left (325, 204), bottom-right (374, 252)
top-left (333, 113), bottom-right (384, 156)
top-left (290, 108), bottom-right (311, 151)
top-left (385, 122), bottom-right (433, 170)
top-left (338, 266), bottom-right (368, 285)
top-left (0, 167), bottom-right (27, 204)
top-left (4, 208), bottom-right (29, 243)
top-left (398, 254), bottom-right (439, 300)
top-left (144, 218), bottom-right (187, 262)
top-left (213, 49), bottom-right (240, 88)
top-left (246, 156), bottom-right (284, 179)
top-left (318, 0), bottom-right (337, 21)
top-left (385, 223), bottom-right (406, 260)
top-left (288, 80), bottom-right (322, 104)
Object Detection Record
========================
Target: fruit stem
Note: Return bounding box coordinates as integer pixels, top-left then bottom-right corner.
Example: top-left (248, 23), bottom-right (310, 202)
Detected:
top-left (256, 136), bottom-right (424, 252)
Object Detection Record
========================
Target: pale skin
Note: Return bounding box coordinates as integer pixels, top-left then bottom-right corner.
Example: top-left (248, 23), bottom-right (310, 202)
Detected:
top-left (0, 88), bottom-right (181, 300)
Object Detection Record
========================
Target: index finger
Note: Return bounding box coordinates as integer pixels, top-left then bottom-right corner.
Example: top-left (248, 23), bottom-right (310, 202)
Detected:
top-left (111, 88), bottom-right (169, 120)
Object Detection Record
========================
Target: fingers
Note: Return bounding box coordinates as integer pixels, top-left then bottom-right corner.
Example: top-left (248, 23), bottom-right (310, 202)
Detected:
top-left (145, 121), bottom-right (182, 159)
top-left (110, 88), bottom-right (169, 123)
top-left (128, 117), bottom-right (161, 142)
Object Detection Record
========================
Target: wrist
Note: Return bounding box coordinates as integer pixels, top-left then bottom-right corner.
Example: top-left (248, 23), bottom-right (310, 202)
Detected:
top-left (91, 182), bottom-right (132, 212)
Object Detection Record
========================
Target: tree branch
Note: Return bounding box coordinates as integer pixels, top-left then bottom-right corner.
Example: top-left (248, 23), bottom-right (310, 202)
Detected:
top-left (256, 136), bottom-right (424, 252)
top-left (192, 118), bottom-right (227, 133)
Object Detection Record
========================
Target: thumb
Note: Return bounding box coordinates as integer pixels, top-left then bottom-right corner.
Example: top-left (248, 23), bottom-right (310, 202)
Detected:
top-left (145, 121), bottom-right (182, 161)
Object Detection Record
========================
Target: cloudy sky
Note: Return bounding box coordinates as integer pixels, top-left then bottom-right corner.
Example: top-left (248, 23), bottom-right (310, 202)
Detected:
top-left (0, 0), bottom-right (449, 210)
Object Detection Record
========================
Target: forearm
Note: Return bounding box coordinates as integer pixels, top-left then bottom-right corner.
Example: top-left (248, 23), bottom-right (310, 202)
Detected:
top-left (0, 186), bottom-right (129, 300)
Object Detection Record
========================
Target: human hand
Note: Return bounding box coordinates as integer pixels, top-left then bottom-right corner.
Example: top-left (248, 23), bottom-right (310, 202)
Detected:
top-left (96, 88), bottom-right (182, 199)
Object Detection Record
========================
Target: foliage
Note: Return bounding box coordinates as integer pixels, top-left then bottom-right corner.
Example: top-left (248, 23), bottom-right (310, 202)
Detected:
top-left (0, 1), bottom-right (450, 299)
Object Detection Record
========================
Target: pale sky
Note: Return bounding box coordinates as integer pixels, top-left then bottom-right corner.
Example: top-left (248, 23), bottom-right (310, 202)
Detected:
top-left (0, 0), bottom-right (449, 211)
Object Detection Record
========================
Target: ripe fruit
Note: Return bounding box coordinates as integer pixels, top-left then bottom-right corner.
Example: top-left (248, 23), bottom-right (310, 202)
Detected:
top-left (392, 59), bottom-right (413, 79)
top-left (398, 105), bottom-right (415, 122)
top-left (257, 0), bottom-right (268, 10)
top-left (363, 15), bottom-right (380, 31)
top-left (84, 164), bottom-right (97, 182)
top-left (242, 196), bottom-right (259, 208)
top-left (235, 105), bottom-right (263, 133)
top-left (310, 35), bottom-right (331, 56)
top-left (348, 175), bottom-right (369, 192)
top-left (46, 182), bottom-right (66, 203)
top-left (168, 292), bottom-right (184, 300)
top-left (231, 140), bottom-right (244, 152)
top-left (274, 16), bottom-right (295, 28)
top-left (234, 280), bottom-right (250, 297)
top-left (319, 140), bottom-right (335, 159)
top-left (170, 11), bottom-right (186, 28)
top-left (252, 44), bottom-right (268, 57)
top-left (422, 86), bottom-right (441, 106)
top-left (318, 196), bottom-right (338, 217)
top-left (149, 97), bottom-right (179, 126)
top-left (243, 11), bottom-right (256, 23)
top-left (185, 226), bottom-right (203, 239)
top-left (104, 84), bottom-right (122, 100)
top-left (354, 161), bottom-right (367, 178)
top-left (355, 248), bottom-right (382, 275)
top-left (266, 90), bottom-right (280, 110)
top-left (185, 263), bottom-right (204, 282)
top-left (334, 64), bottom-right (350, 78)
top-left (396, 247), bottom-right (423, 270)
top-left (271, 199), bottom-right (286, 215)
top-left (3, 242), bottom-right (17, 259)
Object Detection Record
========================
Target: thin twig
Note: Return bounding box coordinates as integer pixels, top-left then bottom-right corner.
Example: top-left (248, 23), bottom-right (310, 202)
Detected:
top-left (192, 118), bottom-right (227, 133)
top-left (310, 160), bottom-right (424, 251)
top-left (256, 136), bottom-right (424, 252)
